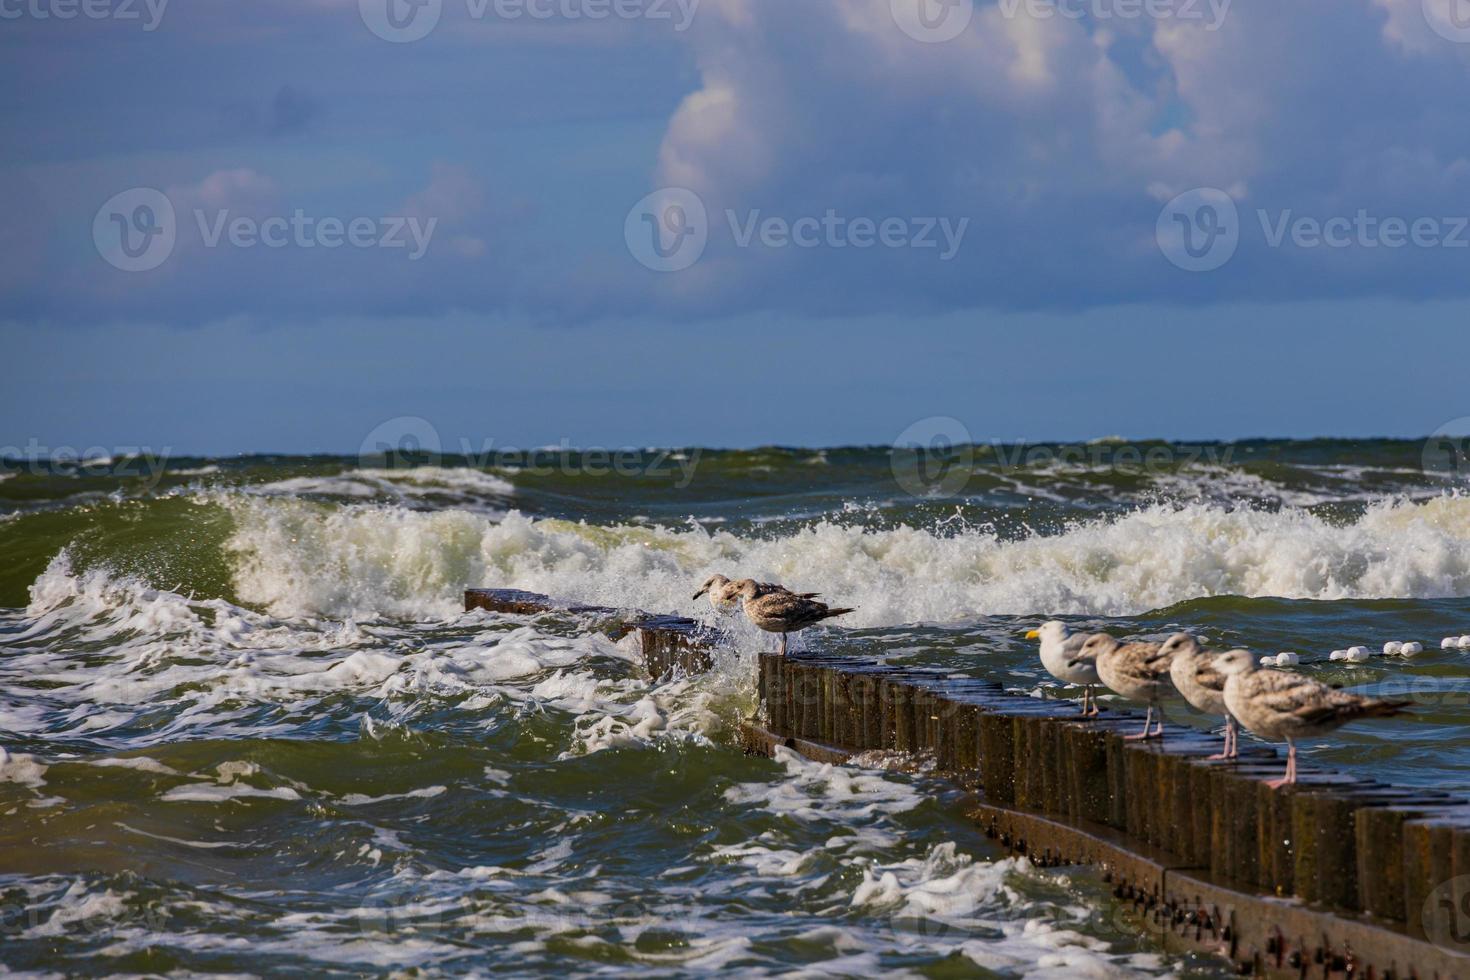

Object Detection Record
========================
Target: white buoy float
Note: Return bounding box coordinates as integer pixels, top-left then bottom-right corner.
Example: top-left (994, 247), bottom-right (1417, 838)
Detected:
top-left (1383, 641), bottom-right (1402, 656)
top-left (1442, 637), bottom-right (1458, 650)
top-left (1401, 641), bottom-right (1423, 656)
top-left (1275, 652), bottom-right (1301, 666)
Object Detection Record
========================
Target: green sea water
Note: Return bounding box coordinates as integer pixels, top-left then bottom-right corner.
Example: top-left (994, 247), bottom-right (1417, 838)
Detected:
top-left (4, 439), bottom-right (1470, 975)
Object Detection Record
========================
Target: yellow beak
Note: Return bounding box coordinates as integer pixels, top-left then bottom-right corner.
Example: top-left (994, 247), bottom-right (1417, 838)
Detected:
top-left (1024, 629), bottom-right (1040, 640)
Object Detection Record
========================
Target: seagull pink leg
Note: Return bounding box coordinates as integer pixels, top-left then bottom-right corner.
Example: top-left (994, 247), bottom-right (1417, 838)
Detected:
top-left (1207, 734), bottom-right (1230, 760)
top-left (1208, 715), bottom-right (1236, 760)
top-left (1124, 706), bottom-right (1156, 741)
top-left (1265, 742), bottom-right (1297, 788)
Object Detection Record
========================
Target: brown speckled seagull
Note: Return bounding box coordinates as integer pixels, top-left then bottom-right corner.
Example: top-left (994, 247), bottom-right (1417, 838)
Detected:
top-left (1161, 633), bottom-right (1238, 759)
top-left (734, 578), bottom-right (853, 655)
top-left (1216, 649), bottom-right (1412, 787)
top-left (692, 574), bottom-right (819, 614)
top-left (1074, 633), bottom-right (1176, 741)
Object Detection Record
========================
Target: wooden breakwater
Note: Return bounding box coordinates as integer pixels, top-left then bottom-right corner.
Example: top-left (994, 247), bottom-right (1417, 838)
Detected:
top-left (464, 588), bottom-right (719, 679)
top-left (741, 649), bottom-right (1470, 978)
top-left (465, 587), bottom-right (1470, 976)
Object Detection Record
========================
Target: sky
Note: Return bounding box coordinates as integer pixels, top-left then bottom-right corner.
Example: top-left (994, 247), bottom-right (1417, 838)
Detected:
top-left (5, 0), bottom-right (1470, 452)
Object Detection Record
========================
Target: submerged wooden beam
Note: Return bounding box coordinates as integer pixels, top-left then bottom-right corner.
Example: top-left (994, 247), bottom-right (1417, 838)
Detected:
top-left (464, 588), bottom-right (720, 678)
top-left (741, 649), bottom-right (1470, 979)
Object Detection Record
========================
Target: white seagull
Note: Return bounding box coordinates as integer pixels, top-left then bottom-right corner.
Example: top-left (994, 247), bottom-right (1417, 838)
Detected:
top-left (1026, 621), bottom-right (1101, 715)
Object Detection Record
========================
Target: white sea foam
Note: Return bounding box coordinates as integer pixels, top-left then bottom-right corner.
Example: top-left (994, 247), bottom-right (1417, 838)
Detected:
top-left (223, 492), bottom-right (1470, 622)
top-left (0, 747), bottom-right (49, 788)
top-left (245, 467), bottom-right (513, 516)
top-left (6, 553), bottom-right (748, 761)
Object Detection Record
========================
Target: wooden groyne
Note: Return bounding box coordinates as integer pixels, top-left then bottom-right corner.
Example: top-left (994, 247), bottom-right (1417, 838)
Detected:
top-left (464, 588), bottom-right (719, 679)
top-left (743, 649), bottom-right (1470, 978)
top-left (466, 587), bottom-right (1470, 976)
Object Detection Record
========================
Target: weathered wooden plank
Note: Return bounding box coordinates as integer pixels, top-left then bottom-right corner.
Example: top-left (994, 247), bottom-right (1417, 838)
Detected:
top-left (737, 643), bottom-right (1470, 979)
top-left (463, 588), bottom-right (721, 678)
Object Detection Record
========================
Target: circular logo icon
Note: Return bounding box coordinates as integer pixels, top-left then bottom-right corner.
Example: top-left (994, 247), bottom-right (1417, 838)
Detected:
top-left (1156, 187), bottom-right (1239, 273)
top-left (1422, 417), bottom-right (1470, 479)
top-left (1424, 876), bottom-right (1470, 953)
top-left (356, 888), bottom-right (453, 946)
top-left (359, 416), bottom-right (443, 470)
top-left (1425, 0), bottom-right (1470, 43)
top-left (624, 187), bottom-right (708, 272)
top-left (93, 188), bottom-right (176, 273)
top-left (890, 0), bottom-right (973, 42)
top-left (359, 0), bottom-right (442, 42)
top-left (891, 416), bottom-right (974, 497)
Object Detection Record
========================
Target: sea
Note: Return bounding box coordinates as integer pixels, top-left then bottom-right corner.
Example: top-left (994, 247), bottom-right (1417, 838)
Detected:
top-left (3, 438), bottom-right (1470, 976)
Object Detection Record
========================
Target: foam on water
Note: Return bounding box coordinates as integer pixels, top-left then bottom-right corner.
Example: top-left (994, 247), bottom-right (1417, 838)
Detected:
top-left (6, 450), bottom-right (1468, 975)
top-left (244, 467), bottom-right (514, 516)
top-left (223, 492), bottom-right (1470, 623)
top-left (3, 552), bottom-right (746, 758)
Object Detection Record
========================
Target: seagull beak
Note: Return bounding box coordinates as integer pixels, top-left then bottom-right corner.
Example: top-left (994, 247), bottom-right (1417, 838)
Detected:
top-left (1024, 629), bottom-right (1040, 640)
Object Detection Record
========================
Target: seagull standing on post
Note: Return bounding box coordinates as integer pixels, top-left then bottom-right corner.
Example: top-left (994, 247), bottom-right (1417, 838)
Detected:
top-left (1216, 649), bottom-right (1412, 787)
top-left (1074, 633), bottom-right (1177, 741)
top-left (1026, 621), bottom-right (1101, 715)
top-left (735, 579), bottom-right (853, 655)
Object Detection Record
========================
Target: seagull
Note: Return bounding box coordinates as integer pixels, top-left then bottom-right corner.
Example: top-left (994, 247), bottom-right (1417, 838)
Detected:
top-left (1074, 634), bottom-right (1176, 741)
top-left (735, 579), bottom-right (853, 655)
top-left (692, 574), bottom-right (818, 614)
top-left (1215, 649), bottom-right (1413, 787)
top-left (1161, 633), bottom-right (1239, 760)
top-left (1026, 621), bottom-right (1101, 715)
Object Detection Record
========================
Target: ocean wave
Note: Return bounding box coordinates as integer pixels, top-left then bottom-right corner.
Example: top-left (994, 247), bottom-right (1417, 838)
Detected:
top-left (220, 492), bottom-right (1470, 622)
top-left (6, 551), bottom-right (750, 757)
top-left (244, 466), bottom-right (514, 515)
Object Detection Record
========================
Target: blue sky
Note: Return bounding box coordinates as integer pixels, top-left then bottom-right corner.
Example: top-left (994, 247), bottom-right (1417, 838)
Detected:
top-left (5, 0), bottom-right (1470, 451)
